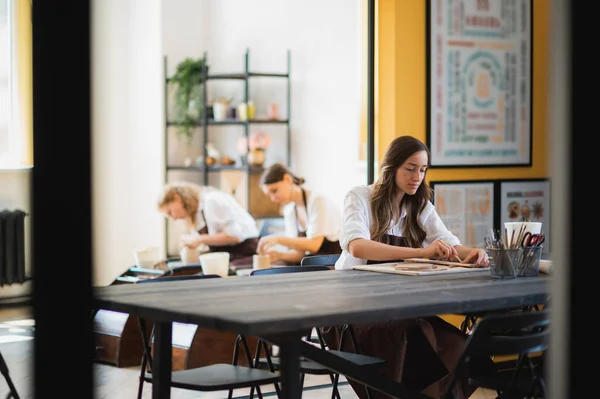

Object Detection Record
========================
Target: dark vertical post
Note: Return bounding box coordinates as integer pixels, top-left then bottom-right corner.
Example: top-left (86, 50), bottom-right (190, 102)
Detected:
top-left (277, 335), bottom-right (303, 399)
top-left (202, 51), bottom-right (208, 188)
top-left (31, 0), bottom-right (93, 396)
top-left (164, 55), bottom-right (169, 255)
top-left (367, 0), bottom-right (376, 184)
top-left (244, 49), bottom-right (250, 208)
top-left (152, 322), bottom-right (173, 398)
top-left (287, 49), bottom-right (291, 166)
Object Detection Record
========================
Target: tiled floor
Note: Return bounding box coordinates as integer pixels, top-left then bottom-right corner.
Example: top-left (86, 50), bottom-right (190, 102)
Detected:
top-left (0, 305), bottom-right (497, 398)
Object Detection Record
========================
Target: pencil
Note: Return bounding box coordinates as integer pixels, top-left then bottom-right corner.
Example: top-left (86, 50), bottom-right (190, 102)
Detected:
top-left (453, 254), bottom-right (463, 262)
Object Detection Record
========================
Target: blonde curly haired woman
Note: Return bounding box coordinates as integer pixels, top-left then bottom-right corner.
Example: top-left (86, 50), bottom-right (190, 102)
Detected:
top-left (158, 181), bottom-right (259, 267)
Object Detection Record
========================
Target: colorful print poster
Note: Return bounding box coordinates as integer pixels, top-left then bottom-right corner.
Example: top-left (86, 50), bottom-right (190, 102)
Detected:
top-left (427, 0), bottom-right (532, 166)
top-left (431, 181), bottom-right (495, 249)
top-left (500, 179), bottom-right (550, 253)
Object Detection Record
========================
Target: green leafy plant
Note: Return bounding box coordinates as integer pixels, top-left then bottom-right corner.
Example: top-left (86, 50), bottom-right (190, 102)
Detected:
top-left (170, 57), bottom-right (207, 143)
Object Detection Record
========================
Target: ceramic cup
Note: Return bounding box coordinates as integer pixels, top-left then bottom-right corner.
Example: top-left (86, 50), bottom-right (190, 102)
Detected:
top-left (180, 246), bottom-right (198, 265)
top-left (199, 252), bottom-right (230, 277)
top-left (253, 254), bottom-right (271, 270)
top-left (132, 246), bottom-right (160, 268)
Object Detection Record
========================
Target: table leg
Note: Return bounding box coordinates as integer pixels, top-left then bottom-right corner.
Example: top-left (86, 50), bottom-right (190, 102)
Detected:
top-left (152, 321), bottom-right (172, 399)
top-left (276, 333), bottom-right (304, 399)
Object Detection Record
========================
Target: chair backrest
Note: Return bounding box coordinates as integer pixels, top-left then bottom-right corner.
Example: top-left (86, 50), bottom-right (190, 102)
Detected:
top-left (300, 254), bottom-right (341, 266)
top-left (445, 309), bottom-right (550, 398)
top-left (136, 274), bottom-right (222, 284)
top-left (257, 217), bottom-right (285, 238)
top-left (463, 310), bottom-right (550, 359)
top-left (250, 265), bottom-right (331, 276)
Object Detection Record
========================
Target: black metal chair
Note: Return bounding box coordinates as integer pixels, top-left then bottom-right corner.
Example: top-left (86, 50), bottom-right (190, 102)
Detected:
top-left (0, 349), bottom-right (19, 399)
top-left (135, 274), bottom-right (281, 399)
top-left (443, 309), bottom-right (550, 399)
top-left (250, 263), bottom-right (384, 399)
top-left (300, 253), bottom-right (340, 267)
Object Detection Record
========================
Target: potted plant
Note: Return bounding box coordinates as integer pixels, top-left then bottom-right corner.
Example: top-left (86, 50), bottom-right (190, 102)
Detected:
top-left (170, 57), bottom-right (208, 143)
top-left (236, 131), bottom-right (272, 166)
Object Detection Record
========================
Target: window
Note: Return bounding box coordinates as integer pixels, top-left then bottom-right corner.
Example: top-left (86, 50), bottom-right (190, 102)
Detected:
top-left (0, 0), bottom-right (14, 166)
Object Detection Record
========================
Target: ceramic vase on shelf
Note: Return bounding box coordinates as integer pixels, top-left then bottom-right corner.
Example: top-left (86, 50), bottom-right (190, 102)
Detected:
top-left (247, 148), bottom-right (266, 166)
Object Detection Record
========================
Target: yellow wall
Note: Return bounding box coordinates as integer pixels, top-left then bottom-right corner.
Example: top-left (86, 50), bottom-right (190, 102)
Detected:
top-left (377, 0), bottom-right (549, 181)
top-left (15, 0), bottom-right (33, 165)
top-left (376, 0), bottom-right (550, 330)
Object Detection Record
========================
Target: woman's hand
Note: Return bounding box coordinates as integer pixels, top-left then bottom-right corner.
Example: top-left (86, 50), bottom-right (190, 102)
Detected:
top-left (257, 235), bottom-right (280, 254)
top-left (422, 239), bottom-right (459, 261)
top-left (266, 250), bottom-right (283, 263)
top-left (180, 233), bottom-right (202, 250)
top-left (462, 248), bottom-right (489, 267)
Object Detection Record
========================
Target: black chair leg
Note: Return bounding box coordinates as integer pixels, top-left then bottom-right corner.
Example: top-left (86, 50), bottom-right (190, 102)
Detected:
top-left (136, 318), bottom-right (154, 399)
top-left (330, 373), bottom-right (341, 399)
top-left (299, 373), bottom-right (306, 395)
top-left (0, 350), bottom-right (19, 399)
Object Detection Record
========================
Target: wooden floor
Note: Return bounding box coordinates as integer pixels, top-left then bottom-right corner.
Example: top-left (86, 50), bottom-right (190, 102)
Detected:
top-left (0, 305), bottom-right (496, 398)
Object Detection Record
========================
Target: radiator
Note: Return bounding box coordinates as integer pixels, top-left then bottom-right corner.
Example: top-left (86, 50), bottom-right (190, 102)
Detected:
top-left (0, 209), bottom-right (28, 286)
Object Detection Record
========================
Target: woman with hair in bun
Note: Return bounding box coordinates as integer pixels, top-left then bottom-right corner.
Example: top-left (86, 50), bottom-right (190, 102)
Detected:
top-left (257, 163), bottom-right (342, 265)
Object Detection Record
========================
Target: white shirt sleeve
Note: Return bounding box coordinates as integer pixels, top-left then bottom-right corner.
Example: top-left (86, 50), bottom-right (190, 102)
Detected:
top-left (338, 186), bottom-right (371, 251)
top-left (203, 191), bottom-right (258, 241)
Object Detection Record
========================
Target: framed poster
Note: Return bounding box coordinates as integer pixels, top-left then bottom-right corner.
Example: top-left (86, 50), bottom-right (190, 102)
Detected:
top-left (499, 179), bottom-right (550, 253)
top-left (426, 0), bottom-right (533, 167)
top-left (430, 180), bottom-right (495, 249)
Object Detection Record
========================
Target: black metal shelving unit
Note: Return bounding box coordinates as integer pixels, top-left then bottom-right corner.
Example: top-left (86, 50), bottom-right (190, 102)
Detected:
top-left (163, 49), bottom-right (291, 255)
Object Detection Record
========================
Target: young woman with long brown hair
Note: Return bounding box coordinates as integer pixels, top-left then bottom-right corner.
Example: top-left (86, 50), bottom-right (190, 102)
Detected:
top-left (324, 136), bottom-right (490, 399)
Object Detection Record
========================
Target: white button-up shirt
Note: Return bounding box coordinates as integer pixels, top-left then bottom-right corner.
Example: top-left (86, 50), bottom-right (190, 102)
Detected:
top-left (195, 189), bottom-right (259, 242)
top-left (335, 185), bottom-right (460, 270)
top-left (282, 190), bottom-right (341, 242)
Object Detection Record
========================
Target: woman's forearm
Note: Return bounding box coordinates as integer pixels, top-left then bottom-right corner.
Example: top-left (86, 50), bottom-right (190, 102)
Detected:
top-left (278, 235), bottom-right (325, 254)
top-left (348, 238), bottom-right (424, 261)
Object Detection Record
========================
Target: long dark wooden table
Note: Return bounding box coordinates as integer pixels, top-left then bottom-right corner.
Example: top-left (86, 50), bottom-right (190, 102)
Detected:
top-left (93, 269), bottom-right (551, 399)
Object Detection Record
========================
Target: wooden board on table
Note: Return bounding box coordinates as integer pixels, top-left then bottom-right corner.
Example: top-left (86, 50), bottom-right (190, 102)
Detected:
top-left (353, 262), bottom-right (489, 276)
top-left (404, 258), bottom-right (481, 268)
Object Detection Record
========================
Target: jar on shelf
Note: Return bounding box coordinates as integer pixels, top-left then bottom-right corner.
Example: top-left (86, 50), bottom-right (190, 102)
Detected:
top-left (247, 148), bottom-right (266, 166)
top-left (238, 103), bottom-right (248, 121)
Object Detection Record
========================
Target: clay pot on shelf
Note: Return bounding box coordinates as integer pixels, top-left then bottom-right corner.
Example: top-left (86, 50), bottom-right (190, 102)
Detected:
top-left (247, 149), bottom-right (266, 166)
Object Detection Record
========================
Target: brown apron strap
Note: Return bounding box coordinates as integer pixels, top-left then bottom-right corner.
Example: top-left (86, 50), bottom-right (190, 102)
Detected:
top-left (295, 189), bottom-right (341, 255)
top-left (197, 210), bottom-right (258, 263)
top-left (366, 234), bottom-right (407, 264)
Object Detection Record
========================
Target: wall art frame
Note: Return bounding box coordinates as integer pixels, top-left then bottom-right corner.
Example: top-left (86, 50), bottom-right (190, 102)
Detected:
top-left (430, 177), bottom-right (550, 253)
top-left (426, 0), bottom-right (533, 167)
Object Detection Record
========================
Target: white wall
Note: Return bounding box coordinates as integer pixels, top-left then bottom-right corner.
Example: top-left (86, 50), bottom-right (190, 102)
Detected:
top-left (89, 0), bottom-right (365, 285)
top-left (0, 168), bottom-right (32, 298)
top-left (92, 0), bottom-right (164, 286)
top-left (162, 0), bottom-right (366, 209)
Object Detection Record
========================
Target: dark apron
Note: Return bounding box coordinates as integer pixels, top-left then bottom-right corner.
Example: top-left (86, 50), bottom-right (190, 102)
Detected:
top-left (295, 188), bottom-right (342, 256)
top-left (320, 234), bottom-right (493, 399)
top-left (198, 211), bottom-right (258, 267)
